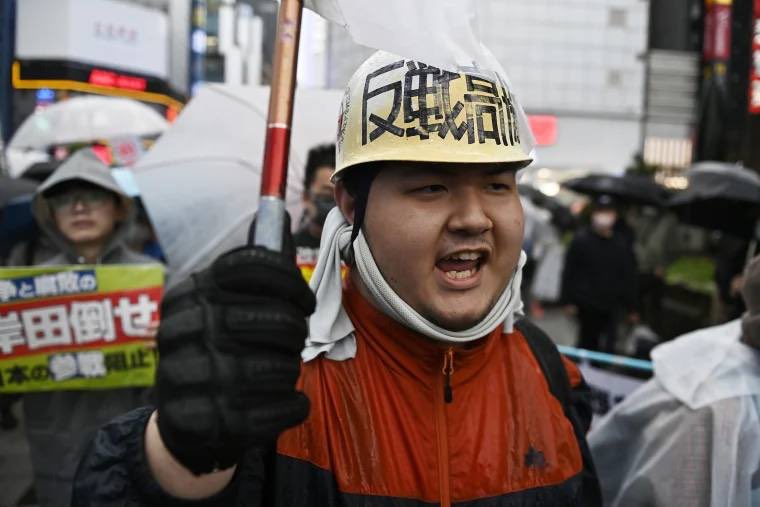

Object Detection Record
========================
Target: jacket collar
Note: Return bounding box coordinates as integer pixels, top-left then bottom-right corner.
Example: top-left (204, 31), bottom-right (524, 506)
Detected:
top-left (342, 279), bottom-right (504, 387)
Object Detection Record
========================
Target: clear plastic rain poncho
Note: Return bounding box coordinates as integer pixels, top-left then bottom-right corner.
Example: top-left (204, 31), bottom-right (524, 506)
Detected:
top-left (589, 319), bottom-right (760, 507)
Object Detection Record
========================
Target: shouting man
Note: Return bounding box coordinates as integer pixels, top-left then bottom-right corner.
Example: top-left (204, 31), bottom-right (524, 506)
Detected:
top-left (74, 52), bottom-right (600, 506)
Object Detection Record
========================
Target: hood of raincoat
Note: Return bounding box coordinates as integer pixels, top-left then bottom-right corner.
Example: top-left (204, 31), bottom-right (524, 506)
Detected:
top-left (652, 318), bottom-right (760, 410)
top-left (31, 149), bottom-right (137, 264)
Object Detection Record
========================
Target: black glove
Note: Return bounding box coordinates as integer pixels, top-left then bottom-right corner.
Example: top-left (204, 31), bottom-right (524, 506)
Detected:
top-left (155, 243), bottom-right (316, 475)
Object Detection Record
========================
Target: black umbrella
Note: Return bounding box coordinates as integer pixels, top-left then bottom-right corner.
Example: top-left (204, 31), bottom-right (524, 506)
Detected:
top-left (563, 173), bottom-right (669, 207)
top-left (0, 175), bottom-right (38, 208)
top-left (668, 162), bottom-right (760, 239)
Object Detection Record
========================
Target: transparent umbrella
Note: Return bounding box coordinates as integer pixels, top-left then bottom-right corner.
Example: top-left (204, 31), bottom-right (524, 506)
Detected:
top-left (8, 96), bottom-right (168, 151)
top-left (132, 84), bottom-right (343, 288)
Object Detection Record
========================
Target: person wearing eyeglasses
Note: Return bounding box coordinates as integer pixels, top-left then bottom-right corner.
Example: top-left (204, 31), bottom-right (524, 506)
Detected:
top-left (21, 148), bottom-right (161, 507)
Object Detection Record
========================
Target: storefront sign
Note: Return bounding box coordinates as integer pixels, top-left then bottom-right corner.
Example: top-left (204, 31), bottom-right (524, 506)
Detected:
top-left (89, 69), bottom-right (148, 92)
top-left (703, 0), bottom-right (733, 63)
top-left (0, 264), bottom-right (163, 393)
top-left (15, 0), bottom-right (169, 79)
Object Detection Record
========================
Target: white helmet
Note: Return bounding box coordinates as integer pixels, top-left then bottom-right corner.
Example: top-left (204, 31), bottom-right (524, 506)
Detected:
top-left (334, 51), bottom-right (533, 180)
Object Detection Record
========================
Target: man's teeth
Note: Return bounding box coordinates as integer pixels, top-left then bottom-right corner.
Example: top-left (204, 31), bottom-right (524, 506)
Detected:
top-left (444, 252), bottom-right (481, 261)
top-left (445, 269), bottom-right (476, 280)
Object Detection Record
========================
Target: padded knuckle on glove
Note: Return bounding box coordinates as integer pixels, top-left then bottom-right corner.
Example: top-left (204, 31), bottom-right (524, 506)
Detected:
top-left (158, 348), bottom-right (213, 388)
top-left (216, 353), bottom-right (302, 394)
top-left (219, 307), bottom-right (308, 353)
top-left (157, 306), bottom-right (206, 349)
top-left (212, 247), bottom-right (316, 314)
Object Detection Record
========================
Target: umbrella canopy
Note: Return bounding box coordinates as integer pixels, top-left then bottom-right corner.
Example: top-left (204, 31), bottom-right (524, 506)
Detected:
top-left (668, 161), bottom-right (760, 238)
top-left (564, 173), bottom-right (669, 207)
top-left (5, 146), bottom-right (50, 178)
top-left (134, 84), bottom-right (343, 287)
top-left (8, 96), bottom-right (168, 151)
top-left (0, 175), bottom-right (37, 208)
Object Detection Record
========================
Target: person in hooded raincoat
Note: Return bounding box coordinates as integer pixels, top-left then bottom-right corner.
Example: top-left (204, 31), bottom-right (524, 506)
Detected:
top-left (21, 148), bottom-right (162, 507)
top-left (589, 254), bottom-right (760, 506)
top-left (72, 52), bottom-right (600, 506)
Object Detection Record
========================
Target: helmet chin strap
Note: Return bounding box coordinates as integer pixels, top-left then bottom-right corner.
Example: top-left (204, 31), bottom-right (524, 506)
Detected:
top-left (303, 208), bottom-right (526, 362)
top-left (352, 230), bottom-right (526, 344)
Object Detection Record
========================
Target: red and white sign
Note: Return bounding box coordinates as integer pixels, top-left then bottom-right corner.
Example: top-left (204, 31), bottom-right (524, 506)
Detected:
top-left (1, 289), bottom-right (161, 359)
top-left (749, 0), bottom-right (760, 114)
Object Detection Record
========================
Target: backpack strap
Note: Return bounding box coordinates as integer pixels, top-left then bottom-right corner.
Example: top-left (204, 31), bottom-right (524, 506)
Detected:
top-left (515, 319), bottom-right (573, 410)
top-left (515, 318), bottom-right (602, 506)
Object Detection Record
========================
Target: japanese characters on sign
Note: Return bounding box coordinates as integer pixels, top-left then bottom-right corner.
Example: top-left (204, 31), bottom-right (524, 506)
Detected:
top-left (0, 269), bottom-right (97, 303)
top-left (361, 60), bottom-right (521, 148)
top-left (0, 265), bottom-right (163, 393)
top-left (0, 294), bottom-right (157, 356)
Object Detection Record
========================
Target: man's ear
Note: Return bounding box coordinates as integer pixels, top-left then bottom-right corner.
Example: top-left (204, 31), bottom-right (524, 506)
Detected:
top-left (335, 181), bottom-right (355, 225)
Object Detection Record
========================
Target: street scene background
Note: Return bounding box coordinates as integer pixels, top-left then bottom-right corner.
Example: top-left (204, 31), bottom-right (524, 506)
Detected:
top-left (1, 0), bottom-right (760, 505)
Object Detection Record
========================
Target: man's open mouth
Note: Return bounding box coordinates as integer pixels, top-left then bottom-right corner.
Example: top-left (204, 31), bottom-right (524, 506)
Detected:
top-left (435, 251), bottom-right (485, 280)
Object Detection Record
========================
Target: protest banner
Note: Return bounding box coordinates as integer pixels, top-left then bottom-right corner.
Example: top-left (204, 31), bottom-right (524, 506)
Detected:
top-left (0, 264), bottom-right (163, 393)
top-left (558, 345), bottom-right (652, 424)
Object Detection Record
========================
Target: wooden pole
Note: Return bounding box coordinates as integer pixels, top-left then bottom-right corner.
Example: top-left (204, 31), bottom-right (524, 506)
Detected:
top-left (254, 0), bottom-right (303, 252)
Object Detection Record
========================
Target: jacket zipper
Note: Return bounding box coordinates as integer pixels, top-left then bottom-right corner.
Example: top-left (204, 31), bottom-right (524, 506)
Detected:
top-left (435, 347), bottom-right (454, 507)
top-left (442, 348), bottom-right (454, 403)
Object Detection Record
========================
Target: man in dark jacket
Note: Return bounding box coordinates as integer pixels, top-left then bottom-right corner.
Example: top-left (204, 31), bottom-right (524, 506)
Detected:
top-left (562, 195), bottom-right (639, 352)
top-left (73, 51), bottom-right (600, 506)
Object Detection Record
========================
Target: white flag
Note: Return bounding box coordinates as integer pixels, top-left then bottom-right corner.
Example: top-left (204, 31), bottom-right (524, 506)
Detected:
top-left (303, 0), bottom-right (536, 154)
top-left (304, 0), bottom-right (486, 71)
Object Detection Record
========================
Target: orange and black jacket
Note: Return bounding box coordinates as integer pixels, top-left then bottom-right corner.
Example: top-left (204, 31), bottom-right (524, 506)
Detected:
top-left (73, 285), bottom-right (600, 506)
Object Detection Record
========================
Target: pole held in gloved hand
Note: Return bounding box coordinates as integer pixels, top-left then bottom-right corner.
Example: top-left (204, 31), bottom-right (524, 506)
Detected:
top-left (254, 0), bottom-right (303, 252)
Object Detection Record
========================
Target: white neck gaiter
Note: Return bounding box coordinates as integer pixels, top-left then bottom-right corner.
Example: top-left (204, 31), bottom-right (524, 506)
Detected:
top-left (303, 208), bottom-right (526, 362)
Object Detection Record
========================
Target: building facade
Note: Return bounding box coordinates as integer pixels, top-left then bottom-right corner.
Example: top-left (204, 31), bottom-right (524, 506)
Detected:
top-left (325, 0), bottom-right (651, 174)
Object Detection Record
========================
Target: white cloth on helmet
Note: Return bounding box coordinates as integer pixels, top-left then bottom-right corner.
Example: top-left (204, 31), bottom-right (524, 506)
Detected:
top-left (304, 207), bottom-right (526, 361)
top-left (589, 319), bottom-right (760, 507)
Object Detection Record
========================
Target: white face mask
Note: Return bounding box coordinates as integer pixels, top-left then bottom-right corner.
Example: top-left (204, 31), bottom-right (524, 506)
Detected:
top-left (592, 211), bottom-right (616, 230)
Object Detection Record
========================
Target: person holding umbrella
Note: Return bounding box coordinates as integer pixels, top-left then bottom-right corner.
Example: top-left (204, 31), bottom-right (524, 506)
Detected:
top-left (668, 162), bottom-right (760, 323)
top-left (561, 195), bottom-right (639, 353)
top-left (73, 51), bottom-right (601, 506)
